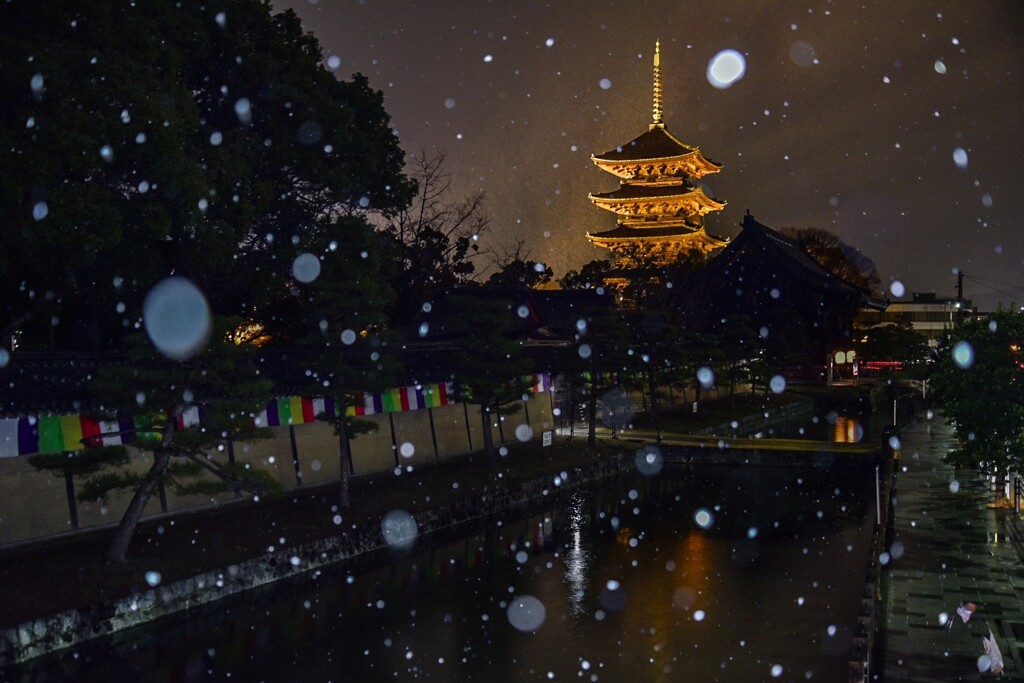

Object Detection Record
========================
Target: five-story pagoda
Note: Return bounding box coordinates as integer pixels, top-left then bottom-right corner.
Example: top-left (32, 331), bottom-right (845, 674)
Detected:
top-left (587, 41), bottom-right (727, 264)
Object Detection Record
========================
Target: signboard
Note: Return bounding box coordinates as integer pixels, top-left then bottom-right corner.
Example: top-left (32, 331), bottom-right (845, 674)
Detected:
top-left (542, 431), bottom-right (553, 447)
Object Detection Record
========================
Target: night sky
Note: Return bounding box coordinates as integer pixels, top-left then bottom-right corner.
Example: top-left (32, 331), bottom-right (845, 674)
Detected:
top-left (278, 0), bottom-right (1023, 309)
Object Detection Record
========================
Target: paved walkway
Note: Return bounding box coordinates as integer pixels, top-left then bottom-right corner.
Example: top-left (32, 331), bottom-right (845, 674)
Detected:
top-left (881, 416), bottom-right (1024, 680)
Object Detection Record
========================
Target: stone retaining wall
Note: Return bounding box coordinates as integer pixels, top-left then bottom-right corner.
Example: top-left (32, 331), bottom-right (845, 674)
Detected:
top-left (0, 452), bottom-right (630, 667)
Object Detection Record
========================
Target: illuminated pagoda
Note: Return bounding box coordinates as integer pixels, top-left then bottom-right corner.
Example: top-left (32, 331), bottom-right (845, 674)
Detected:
top-left (587, 41), bottom-right (727, 264)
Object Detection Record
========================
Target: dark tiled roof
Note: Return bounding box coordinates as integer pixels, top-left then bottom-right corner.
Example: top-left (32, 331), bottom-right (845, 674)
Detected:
top-left (588, 224), bottom-right (710, 240)
top-left (593, 126), bottom-right (715, 163)
top-left (590, 182), bottom-right (701, 201)
top-left (704, 213), bottom-right (873, 301)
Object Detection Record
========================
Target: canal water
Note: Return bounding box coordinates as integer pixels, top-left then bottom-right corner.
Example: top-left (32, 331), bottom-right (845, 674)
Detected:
top-left (15, 457), bottom-right (878, 682)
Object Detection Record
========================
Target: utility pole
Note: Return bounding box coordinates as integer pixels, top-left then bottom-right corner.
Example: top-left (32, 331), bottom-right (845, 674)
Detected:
top-left (956, 270), bottom-right (965, 323)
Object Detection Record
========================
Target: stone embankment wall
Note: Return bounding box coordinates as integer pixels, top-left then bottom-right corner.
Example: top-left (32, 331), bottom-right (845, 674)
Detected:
top-left (0, 452), bottom-right (630, 667)
top-left (0, 397), bottom-right (556, 547)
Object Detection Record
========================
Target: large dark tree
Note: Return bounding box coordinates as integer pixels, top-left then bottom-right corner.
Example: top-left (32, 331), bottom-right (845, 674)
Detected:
top-left (5, 0), bottom-right (412, 561)
top-left (779, 226), bottom-right (881, 294)
top-left (484, 239), bottom-right (553, 289)
top-left (380, 151), bottom-right (488, 327)
top-left (279, 216), bottom-right (402, 509)
top-left (932, 309), bottom-right (1024, 472)
top-left (559, 258), bottom-right (616, 292)
top-left (0, 0), bottom-right (411, 350)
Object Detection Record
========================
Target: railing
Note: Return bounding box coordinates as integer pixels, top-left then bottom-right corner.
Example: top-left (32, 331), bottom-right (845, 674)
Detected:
top-left (1014, 476), bottom-right (1024, 515)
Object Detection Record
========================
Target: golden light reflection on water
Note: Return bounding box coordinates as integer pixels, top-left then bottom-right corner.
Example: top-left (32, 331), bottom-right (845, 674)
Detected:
top-left (564, 493), bottom-right (589, 616)
top-left (833, 416), bottom-right (863, 443)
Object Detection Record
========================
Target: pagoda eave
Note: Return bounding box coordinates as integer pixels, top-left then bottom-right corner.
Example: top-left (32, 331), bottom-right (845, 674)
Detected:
top-left (586, 228), bottom-right (727, 251)
top-left (588, 193), bottom-right (727, 218)
top-left (592, 155), bottom-right (722, 181)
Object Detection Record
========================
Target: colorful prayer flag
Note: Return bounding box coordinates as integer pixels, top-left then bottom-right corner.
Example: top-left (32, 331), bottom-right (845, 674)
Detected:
top-left (37, 416), bottom-right (64, 454)
top-left (0, 418), bottom-right (19, 458)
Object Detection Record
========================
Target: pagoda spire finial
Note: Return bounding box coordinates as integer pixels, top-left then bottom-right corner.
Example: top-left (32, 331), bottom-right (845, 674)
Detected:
top-left (651, 39), bottom-right (664, 129)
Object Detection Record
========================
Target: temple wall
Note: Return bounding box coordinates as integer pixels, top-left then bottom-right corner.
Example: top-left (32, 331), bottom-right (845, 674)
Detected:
top-left (0, 397), bottom-right (555, 548)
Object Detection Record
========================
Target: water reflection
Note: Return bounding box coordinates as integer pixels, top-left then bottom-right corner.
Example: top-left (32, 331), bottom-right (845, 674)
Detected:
top-left (10, 464), bottom-right (876, 682)
top-left (760, 413), bottom-right (875, 443)
top-left (833, 416), bottom-right (864, 443)
top-left (562, 491), bottom-right (589, 616)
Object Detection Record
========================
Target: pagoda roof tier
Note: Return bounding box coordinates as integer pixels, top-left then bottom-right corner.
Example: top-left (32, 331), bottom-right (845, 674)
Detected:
top-left (588, 186), bottom-right (726, 219)
top-left (592, 126), bottom-right (722, 180)
top-left (587, 225), bottom-right (727, 255)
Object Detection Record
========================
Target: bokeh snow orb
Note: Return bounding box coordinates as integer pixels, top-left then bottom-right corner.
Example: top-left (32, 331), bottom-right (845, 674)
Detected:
top-left (694, 508), bottom-right (715, 530)
top-left (381, 509), bottom-right (418, 551)
top-left (978, 655), bottom-right (993, 672)
top-left (949, 479), bottom-right (960, 493)
top-left (340, 329), bottom-right (357, 345)
top-left (599, 78), bottom-right (612, 90)
top-left (697, 366), bottom-right (714, 389)
top-left (952, 147), bottom-right (968, 169)
top-left (399, 442), bottom-right (415, 458)
top-left (515, 424), bottom-right (534, 442)
top-left (889, 280), bottom-right (906, 297)
top-left (292, 253), bottom-right (321, 283)
top-left (507, 595), bottom-right (546, 632)
top-left (952, 340), bottom-right (974, 369)
top-left (234, 97), bottom-right (252, 125)
top-left (770, 375), bottom-right (787, 394)
top-left (694, 609), bottom-right (706, 621)
top-left (770, 664), bottom-right (784, 678)
top-left (707, 49), bottom-right (746, 88)
top-left (144, 570), bottom-right (162, 587)
top-left (0, 349), bottom-right (9, 369)
top-left (142, 277), bottom-right (211, 361)
top-left (635, 445), bottom-right (664, 477)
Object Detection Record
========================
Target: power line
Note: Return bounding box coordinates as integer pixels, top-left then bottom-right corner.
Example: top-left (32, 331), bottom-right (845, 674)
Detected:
top-left (964, 274), bottom-right (1024, 294)
top-left (963, 275), bottom-right (1024, 303)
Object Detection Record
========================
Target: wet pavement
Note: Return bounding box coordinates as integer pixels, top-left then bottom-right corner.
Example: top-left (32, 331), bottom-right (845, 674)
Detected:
top-left (880, 415), bottom-right (1024, 680)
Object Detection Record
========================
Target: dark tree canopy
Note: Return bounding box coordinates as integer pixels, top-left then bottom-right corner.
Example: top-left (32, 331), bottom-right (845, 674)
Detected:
top-left (559, 258), bottom-right (615, 291)
top-left (379, 151), bottom-right (488, 328)
top-left (484, 239), bottom-right (553, 289)
top-left (0, 0), bottom-right (413, 350)
top-left (3, 0), bottom-right (413, 561)
top-left (932, 309), bottom-right (1024, 472)
top-left (779, 226), bottom-right (881, 294)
